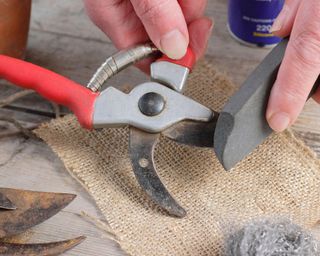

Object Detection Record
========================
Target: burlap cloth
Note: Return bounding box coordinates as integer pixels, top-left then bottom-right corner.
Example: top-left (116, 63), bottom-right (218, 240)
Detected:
top-left (35, 61), bottom-right (320, 255)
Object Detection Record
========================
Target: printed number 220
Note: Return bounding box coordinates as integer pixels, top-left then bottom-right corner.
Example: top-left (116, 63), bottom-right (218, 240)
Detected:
top-left (256, 24), bottom-right (272, 32)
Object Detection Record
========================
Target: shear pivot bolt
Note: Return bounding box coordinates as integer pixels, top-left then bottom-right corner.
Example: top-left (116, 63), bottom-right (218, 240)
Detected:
top-left (138, 92), bottom-right (165, 116)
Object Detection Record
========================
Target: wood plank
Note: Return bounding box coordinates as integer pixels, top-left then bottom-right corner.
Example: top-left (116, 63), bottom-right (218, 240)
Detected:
top-left (0, 1), bottom-right (319, 255)
top-left (0, 82), bottom-right (64, 116)
top-left (30, 0), bottom-right (108, 43)
top-left (0, 135), bottom-right (125, 255)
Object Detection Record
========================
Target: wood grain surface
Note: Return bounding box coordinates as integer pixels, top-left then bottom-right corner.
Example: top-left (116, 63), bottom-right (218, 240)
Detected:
top-left (0, 1), bottom-right (318, 255)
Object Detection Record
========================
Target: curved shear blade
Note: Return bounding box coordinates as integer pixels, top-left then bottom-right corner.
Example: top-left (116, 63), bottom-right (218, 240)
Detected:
top-left (0, 236), bottom-right (85, 255)
top-left (162, 114), bottom-right (218, 148)
top-left (0, 188), bottom-right (76, 238)
top-left (129, 128), bottom-right (186, 217)
top-left (0, 192), bottom-right (16, 210)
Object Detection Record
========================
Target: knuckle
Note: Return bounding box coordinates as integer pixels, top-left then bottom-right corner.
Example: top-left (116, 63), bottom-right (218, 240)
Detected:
top-left (309, 3), bottom-right (320, 21)
top-left (135, 0), bottom-right (172, 21)
top-left (279, 82), bottom-right (308, 104)
top-left (291, 30), bottom-right (320, 67)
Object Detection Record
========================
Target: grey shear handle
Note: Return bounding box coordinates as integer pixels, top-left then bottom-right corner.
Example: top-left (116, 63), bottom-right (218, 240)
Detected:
top-left (214, 38), bottom-right (320, 171)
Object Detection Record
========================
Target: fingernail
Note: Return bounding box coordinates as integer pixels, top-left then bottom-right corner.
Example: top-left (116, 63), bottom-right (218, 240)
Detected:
top-left (206, 20), bottom-right (214, 43)
top-left (271, 5), bottom-right (288, 33)
top-left (267, 112), bottom-right (291, 132)
top-left (206, 18), bottom-right (214, 32)
top-left (203, 18), bottom-right (214, 43)
top-left (160, 29), bottom-right (188, 59)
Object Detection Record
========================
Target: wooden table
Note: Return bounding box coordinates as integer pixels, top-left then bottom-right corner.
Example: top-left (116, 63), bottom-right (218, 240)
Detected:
top-left (0, 1), bottom-right (319, 255)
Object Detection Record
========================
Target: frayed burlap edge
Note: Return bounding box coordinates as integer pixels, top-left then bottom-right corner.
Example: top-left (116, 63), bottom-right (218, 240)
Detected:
top-left (34, 61), bottom-right (320, 256)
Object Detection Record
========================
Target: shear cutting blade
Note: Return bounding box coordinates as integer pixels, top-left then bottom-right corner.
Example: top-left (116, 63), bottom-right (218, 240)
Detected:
top-left (129, 128), bottom-right (186, 217)
top-left (0, 192), bottom-right (16, 210)
top-left (0, 236), bottom-right (85, 256)
top-left (163, 115), bottom-right (218, 148)
top-left (0, 188), bottom-right (75, 237)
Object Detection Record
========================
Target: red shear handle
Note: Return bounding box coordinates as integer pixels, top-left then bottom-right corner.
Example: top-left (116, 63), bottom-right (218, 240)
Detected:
top-left (0, 55), bottom-right (97, 129)
top-left (158, 47), bottom-right (196, 70)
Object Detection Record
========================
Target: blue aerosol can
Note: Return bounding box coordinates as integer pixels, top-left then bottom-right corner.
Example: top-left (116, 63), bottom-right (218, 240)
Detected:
top-left (228, 0), bottom-right (284, 47)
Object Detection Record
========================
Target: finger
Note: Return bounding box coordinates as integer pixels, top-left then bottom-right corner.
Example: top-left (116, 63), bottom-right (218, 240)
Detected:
top-left (312, 92), bottom-right (320, 105)
top-left (130, 0), bottom-right (189, 59)
top-left (178, 0), bottom-right (207, 23)
top-left (188, 17), bottom-right (213, 61)
top-left (312, 79), bottom-right (320, 104)
top-left (84, 0), bottom-right (148, 49)
top-left (271, 0), bottom-right (300, 37)
top-left (135, 56), bottom-right (158, 74)
top-left (135, 17), bottom-right (213, 74)
top-left (267, 0), bottom-right (320, 132)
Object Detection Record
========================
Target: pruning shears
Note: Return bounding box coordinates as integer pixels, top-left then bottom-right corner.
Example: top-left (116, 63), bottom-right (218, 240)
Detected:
top-left (1, 38), bottom-right (317, 218)
top-left (0, 45), bottom-right (218, 217)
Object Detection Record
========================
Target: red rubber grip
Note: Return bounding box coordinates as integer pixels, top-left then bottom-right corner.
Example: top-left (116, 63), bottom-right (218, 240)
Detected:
top-left (157, 47), bottom-right (196, 70)
top-left (0, 55), bottom-right (98, 129)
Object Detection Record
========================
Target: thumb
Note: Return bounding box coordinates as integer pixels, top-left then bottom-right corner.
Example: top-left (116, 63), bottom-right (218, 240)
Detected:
top-left (267, 0), bottom-right (320, 132)
top-left (130, 0), bottom-right (189, 59)
top-left (271, 0), bottom-right (300, 37)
